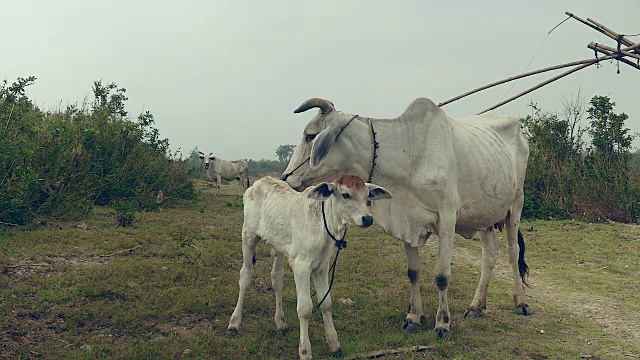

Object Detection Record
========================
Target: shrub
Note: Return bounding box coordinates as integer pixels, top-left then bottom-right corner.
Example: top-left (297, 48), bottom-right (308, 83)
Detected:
top-left (0, 77), bottom-right (195, 226)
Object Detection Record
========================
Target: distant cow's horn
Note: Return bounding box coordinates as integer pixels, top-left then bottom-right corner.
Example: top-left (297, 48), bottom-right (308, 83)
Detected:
top-left (293, 98), bottom-right (335, 115)
top-left (198, 151), bottom-right (205, 156)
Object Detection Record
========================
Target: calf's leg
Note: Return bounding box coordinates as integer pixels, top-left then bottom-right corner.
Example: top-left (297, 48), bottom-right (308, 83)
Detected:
top-left (292, 265), bottom-right (313, 360)
top-left (271, 249), bottom-right (287, 334)
top-left (227, 233), bottom-right (259, 335)
top-left (312, 264), bottom-right (342, 356)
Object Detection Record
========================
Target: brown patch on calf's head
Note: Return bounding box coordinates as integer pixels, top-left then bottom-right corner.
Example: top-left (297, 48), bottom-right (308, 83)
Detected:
top-left (335, 175), bottom-right (365, 190)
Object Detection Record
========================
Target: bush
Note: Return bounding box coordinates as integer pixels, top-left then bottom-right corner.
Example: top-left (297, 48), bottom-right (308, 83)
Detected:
top-left (522, 96), bottom-right (638, 223)
top-left (0, 77), bottom-right (195, 226)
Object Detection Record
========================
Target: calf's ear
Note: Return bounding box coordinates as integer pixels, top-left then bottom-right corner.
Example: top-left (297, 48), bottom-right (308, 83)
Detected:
top-left (308, 182), bottom-right (335, 201)
top-left (310, 125), bottom-right (343, 168)
top-left (366, 184), bottom-right (393, 200)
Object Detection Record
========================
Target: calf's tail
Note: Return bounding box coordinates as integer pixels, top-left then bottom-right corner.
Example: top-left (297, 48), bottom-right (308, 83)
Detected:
top-left (517, 228), bottom-right (529, 286)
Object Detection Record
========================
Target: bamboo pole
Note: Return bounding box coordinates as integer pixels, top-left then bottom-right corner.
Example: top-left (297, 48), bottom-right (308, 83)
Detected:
top-left (588, 42), bottom-right (640, 61)
top-left (565, 12), bottom-right (636, 50)
top-left (437, 58), bottom-right (600, 107)
top-left (587, 17), bottom-right (637, 48)
top-left (477, 54), bottom-right (618, 114)
top-left (587, 44), bottom-right (640, 70)
top-left (440, 42), bottom-right (640, 107)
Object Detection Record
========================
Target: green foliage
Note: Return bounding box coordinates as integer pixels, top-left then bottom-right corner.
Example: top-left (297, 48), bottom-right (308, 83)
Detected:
top-left (0, 77), bottom-right (195, 226)
top-left (114, 200), bottom-right (137, 227)
top-left (246, 158), bottom-right (286, 177)
top-left (522, 96), bottom-right (638, 222)
top-left (587, 95), bottom-right (633, 160)
top-left (275, 144), bottom-right (296, 163)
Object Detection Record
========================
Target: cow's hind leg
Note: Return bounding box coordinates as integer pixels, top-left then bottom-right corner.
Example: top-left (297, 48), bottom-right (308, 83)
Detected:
top-left (312, 263), bottom-right (342, 356)
top-left (402, 242), bottom-right (426, 333)
top-left (271, 248), bottom-right (287, 335)
top-left (464, 228), bottom-right (498, 318)
top-left (227, 232), bottom-right (260, 335)
top-left (506, 211), bottom-right (531, 316)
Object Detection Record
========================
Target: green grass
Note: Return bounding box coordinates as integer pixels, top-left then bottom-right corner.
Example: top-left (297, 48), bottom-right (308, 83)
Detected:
top-left (1, 181), bottom-right (639, 359)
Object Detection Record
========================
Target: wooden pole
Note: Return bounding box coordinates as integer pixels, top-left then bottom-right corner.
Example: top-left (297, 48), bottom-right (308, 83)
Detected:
top-left (588, 43), bottom-right (640, 70)
top-left (588, 42), bottom-right (640, 61)
top-left (587, 17), bottom-right (637, 48)
top-left (477, 55), bottom-right (617, 115)
top-left (565, 12), bottom-right (637, 50)
top-left (437, 58), bottom-right (600, 107)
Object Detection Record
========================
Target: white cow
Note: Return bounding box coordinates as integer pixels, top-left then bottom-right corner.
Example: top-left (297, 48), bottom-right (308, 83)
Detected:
top-left (198, 151), bottom-right (249, 191)
top-left (227, 175), bottom-right (392, 359)
top-left (281, 98), bottom-right (530, 338)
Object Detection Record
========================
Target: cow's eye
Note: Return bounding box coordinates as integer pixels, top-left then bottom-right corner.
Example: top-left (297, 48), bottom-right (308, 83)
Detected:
top-left (305, 134), bottom-right (316, 142)
top-left (341, 193), bottom-right (350, 199)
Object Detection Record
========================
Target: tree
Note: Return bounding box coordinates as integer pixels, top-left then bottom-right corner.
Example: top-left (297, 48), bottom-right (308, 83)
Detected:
top-left (275, 144), bottom-right (296, 163)
top-left (587, 95), bottom-right (634, 162)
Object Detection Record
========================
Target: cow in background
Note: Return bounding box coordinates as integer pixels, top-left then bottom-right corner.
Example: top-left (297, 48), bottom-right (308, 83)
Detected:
top-left (199, 151), bottom-right (249, 191)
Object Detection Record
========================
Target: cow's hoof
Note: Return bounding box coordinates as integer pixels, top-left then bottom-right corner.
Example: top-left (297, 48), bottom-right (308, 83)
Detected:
top-left (227, 328), bottom-right (238, 336)
top-left (331, 348), bottom-right (343, 357)
top-left (463, 307), bottom-right (483, 319)
top-left (434, 327), bottom-right (452, 339)
top-left (514, 304), bottom-right (532, 316)
top-left (401, 318), bottom-right (421, 333)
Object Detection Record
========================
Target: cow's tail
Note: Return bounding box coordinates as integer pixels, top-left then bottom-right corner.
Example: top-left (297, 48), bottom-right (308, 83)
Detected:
top-left (517, 228), bottom-right (529, 286)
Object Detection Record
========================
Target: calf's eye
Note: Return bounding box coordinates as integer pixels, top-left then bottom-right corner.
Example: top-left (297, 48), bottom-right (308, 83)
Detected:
top-left (341, 193), bottom-right (350, 199)
top-left (305, 134), bottom-right (316, 142)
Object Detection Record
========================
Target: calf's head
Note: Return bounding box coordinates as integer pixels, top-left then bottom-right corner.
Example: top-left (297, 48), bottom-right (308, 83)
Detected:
top-left (307, 175), bottom-right (392, 228)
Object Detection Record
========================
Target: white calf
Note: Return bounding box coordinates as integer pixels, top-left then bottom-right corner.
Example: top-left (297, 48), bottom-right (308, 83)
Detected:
top-left (227, 175), bottom-right (392, 359)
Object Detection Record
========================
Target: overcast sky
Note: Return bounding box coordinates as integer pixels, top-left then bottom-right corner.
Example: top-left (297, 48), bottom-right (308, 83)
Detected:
top-left (4, 0), bottom-right (639, 160)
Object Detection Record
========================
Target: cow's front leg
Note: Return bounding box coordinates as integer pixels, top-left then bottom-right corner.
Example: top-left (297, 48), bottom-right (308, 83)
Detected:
top-left (402, 242), bottom-right (425, 333)
top-left (464, 228), bottom-right (498, 318)
top-left (292, 265), bottom-right (313, 360)
top-left (434, 227), bottom-right (454, 339)
top-left (271, 250), bottom-right (287, 334)
top-left (312, 264), bottom-right (342, 356)
top-left (216, 174), bottom-right (222, 189)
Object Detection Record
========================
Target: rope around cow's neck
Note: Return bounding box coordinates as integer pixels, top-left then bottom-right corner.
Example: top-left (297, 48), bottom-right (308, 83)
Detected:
top-left (367, 118), bottom-right (378, 183)
top-left (316, 201), bottom-right (347, 308)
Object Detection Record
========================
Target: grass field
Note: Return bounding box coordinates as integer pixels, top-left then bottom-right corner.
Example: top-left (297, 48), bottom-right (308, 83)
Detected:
top-left (1, 181), bottom-right (639, 359)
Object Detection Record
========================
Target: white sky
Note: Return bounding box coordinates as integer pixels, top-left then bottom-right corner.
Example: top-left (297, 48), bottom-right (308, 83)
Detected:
top-left (3, 0), bottom-right (639, 160)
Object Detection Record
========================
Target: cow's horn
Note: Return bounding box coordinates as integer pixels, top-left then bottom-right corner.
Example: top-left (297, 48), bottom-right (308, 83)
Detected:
top-left (198, 151), bottom-right (204, 155)
top-left (293, 98), bottom-right (335, 115)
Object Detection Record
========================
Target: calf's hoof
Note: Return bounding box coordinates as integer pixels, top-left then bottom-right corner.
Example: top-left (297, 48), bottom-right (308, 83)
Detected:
top-left (463, 307), bottom-right (483, 319)
top-left (331, 348), bottom-right (343, 357)
top-left (401, 318), bottom-right (421, 333)
top-left (514, 304), bottom-right (532, 316)
top-left (433, 327), bottom-right (452, 339)
top-left (227, 328), bottom-right (238, 337)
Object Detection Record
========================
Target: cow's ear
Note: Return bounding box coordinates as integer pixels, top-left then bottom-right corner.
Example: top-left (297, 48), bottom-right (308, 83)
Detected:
top-left (308, 182), bottom-right (335, 201)
top-left (310, 125), bottom-right (342, 168)
top-left (366, 183), bottom-right (393, 200)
